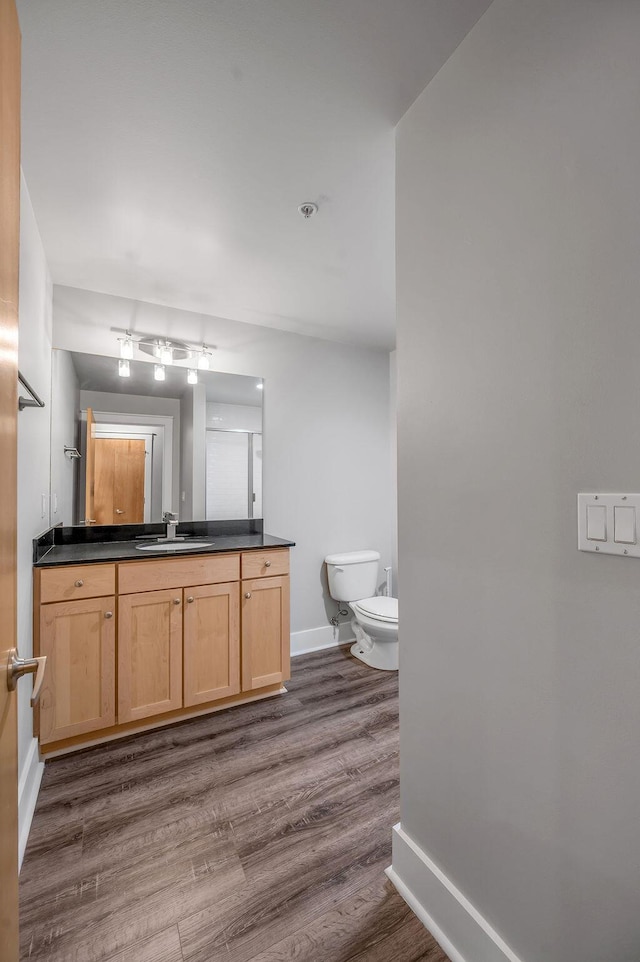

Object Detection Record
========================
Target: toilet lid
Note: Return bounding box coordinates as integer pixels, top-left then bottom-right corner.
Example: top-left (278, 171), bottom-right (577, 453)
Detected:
top-left (353, 596), bottom-right (398, 623)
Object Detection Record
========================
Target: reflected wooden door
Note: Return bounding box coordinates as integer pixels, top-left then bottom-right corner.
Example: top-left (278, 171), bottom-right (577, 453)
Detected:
top-left (0, 0), bottom-right (21, 955)
top-left (94, 438), bottom-right (145, 525)
top-left (84, 407), bottom-right (96, 524)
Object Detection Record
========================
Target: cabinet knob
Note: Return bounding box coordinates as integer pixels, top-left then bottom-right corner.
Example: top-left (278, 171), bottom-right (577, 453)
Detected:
top-left (187, 596), bottom-right (194, 603)
top-left (104, 611), bottom-right (113, 619)
top-left (115, 509), bottom-right (125, 515)
top-left (74, 579), bottom-right (84, 587)
top-left (264, 561), bottom-right (271, 568)
top-left (173, 598), bottom-right (181, 605)
top-left (244, 592), bottom-right (252, 599)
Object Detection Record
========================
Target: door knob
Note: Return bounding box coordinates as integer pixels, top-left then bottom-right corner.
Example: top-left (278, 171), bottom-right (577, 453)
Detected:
top-left (104, 611), bottom-right (113, 619)
top-left (187, 596), bottom-right (194, 603)
top-left (7, 649), bottom-right (47, 706)
top-left (74, 579), bottom-right (84, 587)
top-left (264, 561), bottom-right (271, 568)
top-left (244, 592), bottom-right (252, 599)
top-left (173, 598), bottom-right (181, 605)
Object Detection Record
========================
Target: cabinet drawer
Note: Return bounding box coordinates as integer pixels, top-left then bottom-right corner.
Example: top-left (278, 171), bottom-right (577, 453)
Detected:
top-left (241, 549), bottom-right (289, 580)
top-left (118, 553), bottom-right (240, 594)
top-left (39, 564), bottom-right (116, 604)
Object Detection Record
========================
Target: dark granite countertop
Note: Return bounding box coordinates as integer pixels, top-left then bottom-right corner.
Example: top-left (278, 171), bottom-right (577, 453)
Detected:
top-left (33, 522), bottom-right (295, 567)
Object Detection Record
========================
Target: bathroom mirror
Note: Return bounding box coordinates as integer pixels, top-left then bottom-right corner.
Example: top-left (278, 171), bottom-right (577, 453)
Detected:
top-left (49, 349), bottom-right (263, 527)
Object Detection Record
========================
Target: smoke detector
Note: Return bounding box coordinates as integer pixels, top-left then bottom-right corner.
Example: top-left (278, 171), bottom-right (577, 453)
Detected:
top-left (298, 202), bottom-right (318, 218)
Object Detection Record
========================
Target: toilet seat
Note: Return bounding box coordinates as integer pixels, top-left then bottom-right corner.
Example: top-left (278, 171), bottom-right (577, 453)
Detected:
top-left (352, 596), bottom-right (398, 624)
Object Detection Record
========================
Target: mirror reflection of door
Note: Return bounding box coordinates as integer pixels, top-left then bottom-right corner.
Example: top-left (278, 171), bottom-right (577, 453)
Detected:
top-left (94, 437), bottom-right (146, 524)
top-left (205, 431), bottom-right (262, 520)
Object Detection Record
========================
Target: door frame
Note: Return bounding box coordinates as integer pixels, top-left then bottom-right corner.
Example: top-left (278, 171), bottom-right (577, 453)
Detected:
top-left (0, 0), bottom-right (22, 955)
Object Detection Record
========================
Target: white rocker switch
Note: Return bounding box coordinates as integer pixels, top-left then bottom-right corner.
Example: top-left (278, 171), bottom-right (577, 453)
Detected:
top-left (579, 494), bottom-right (640, 558)
top-left (614, 505), bottom-right (636, 544)
top-left (586, 504), bottom-right (607, 541)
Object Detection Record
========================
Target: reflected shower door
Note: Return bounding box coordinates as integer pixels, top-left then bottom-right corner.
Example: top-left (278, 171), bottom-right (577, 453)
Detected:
top-left (206, 431), bottom-right (250, 520)
top-left (205, 431), bottom-right (262, 520)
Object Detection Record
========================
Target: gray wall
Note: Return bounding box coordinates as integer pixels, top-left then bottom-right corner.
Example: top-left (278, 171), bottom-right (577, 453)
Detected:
top-left (50, 348), bottom-right (79, 526)
top-left (396, 2), bottom-right (640, 960)
top-left (52, 285), bottom-right (396, 636)
top-left (179, 382), bottom-right (206, 521)
top-left (180, 387), bottom-right (194, 521)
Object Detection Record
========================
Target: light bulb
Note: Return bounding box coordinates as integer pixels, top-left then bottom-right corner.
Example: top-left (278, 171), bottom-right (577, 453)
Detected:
top-left (118, 359), bottom-right (130, 377)
top-left (154, 364), bottom-right (165, 381)
top-left (197, 351), bottom-right (210, 371)
top-left (159, 342), bottom-right (173, 365)
top-left (187, 369), bottom-right (198, 385)
top-left (120, 335), bottom-right (134, 360)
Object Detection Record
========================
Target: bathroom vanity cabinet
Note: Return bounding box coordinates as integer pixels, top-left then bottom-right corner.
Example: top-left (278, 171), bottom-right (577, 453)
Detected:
top-left (33, 547), bottom-right (290, 753)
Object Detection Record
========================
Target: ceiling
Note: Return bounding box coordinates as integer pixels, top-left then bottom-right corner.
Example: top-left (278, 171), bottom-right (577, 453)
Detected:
top-left (18, 0), bottom-right (491, 350)
top-left (69, 351), bottom-right (263, 405)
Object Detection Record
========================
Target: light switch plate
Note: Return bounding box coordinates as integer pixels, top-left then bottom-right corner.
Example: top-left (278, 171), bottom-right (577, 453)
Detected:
top-left (578, 493), bottom-right (640, 558)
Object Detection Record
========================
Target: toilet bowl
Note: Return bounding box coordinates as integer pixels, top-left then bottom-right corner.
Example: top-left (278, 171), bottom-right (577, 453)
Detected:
top-left (325, 551), bottom-right (398, 672)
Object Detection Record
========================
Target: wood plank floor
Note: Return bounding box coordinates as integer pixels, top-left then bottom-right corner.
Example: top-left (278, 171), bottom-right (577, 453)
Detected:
top-left (20, 646), bottom-right (449, 962)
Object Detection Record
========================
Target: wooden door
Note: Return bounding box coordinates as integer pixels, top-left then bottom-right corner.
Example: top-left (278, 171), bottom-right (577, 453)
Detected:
top-left (184, 582), bottom-right (240, 707)
top-left (241, 576), bottom-right (290, 691)
top-left (0, 0), bottom-right (21, 955)
top-left (84, 407), bottom-right (96, 523)
top-left (118, 590), bottom-right (182, 722)
top-left (37, 597), bottom-right (116, 745)
top-left (94, 437), bottom-right (145, 524)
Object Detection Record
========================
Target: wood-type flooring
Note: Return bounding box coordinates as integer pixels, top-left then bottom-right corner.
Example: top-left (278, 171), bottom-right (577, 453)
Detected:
top-left (20, 646), bottom-right (449, 962)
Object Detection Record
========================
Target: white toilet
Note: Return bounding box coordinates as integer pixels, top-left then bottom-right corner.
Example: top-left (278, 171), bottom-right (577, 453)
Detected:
top-left (325, 550), bottom-right (398, 671)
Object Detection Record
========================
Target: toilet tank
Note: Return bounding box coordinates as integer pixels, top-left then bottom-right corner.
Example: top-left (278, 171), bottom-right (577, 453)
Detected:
top-left (325, 550), bottom-right (380, 602)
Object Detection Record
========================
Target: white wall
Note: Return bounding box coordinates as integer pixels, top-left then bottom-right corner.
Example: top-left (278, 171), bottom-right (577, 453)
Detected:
top-left (17, 174), bottom-right (51, 860)
top-left (394, 3), bottom-right (640, 961)
top-left (53, 285), bottom-right (395, 637)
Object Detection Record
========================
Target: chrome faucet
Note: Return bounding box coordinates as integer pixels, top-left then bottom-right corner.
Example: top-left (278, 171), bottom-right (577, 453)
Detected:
top-left (161, 511), bottom-right (184, 542)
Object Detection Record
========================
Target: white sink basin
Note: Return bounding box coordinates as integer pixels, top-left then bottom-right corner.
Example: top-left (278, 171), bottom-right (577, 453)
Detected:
top-left (136, 541), bottom-right (213, 552)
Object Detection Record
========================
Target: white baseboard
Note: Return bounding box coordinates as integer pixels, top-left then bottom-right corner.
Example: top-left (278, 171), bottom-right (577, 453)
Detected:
top-left (386, 823), bottom-right (525, 962)
top-left (18, 737), bottom-right (44, 871)
top-left (290, 624), bottom-right (355, 657)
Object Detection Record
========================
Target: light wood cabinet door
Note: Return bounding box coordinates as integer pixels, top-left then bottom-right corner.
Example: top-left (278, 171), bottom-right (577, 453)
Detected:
top-left (241, 576), bottom-right (290, 691)
top-left (38, 597), bottom-right (116, 745)
top-left (183, 582), bottom-right (240, 707)
top-left (118, 589), bottom-right (183, 723)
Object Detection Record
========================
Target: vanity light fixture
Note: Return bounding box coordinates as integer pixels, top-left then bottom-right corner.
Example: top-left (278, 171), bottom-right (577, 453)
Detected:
top-left (111, 329), bottom-right (217, 385)
top-left (158, 341), bottom-right (174, 366)
top-left (119, 332), bottom-right (134, 360)
top-left (197, 345), bottom-right (211, 371)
